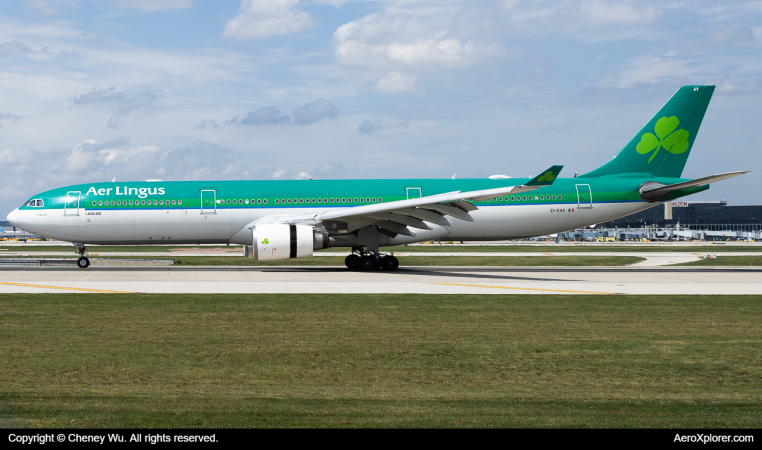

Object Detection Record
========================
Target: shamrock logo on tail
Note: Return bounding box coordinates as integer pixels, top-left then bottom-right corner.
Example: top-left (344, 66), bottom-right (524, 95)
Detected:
top-left (261, 238), bottom-right (269, 245)
top-left (636, 116), bottom-right (690, 163)
top-left (536, 170), bottom-right (556, 183)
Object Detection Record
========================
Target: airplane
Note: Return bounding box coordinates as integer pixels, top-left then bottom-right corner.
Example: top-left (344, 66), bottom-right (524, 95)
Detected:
top-left (6, 85), bottom-right (748, 270)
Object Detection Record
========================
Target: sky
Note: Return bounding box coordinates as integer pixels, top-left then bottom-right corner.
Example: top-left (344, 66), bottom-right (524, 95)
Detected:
top-left (1, 0), bottom-right (761, 216)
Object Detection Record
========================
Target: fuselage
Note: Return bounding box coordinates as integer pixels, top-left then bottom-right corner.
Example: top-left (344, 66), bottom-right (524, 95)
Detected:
top-left (7, 177), bottom-right (707, 246)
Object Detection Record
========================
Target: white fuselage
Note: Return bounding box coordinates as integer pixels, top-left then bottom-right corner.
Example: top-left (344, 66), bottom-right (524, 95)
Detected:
top-left (7, 200), bottom-right (652, 246)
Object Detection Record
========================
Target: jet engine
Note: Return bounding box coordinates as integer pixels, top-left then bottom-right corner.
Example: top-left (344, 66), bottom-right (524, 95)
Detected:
top-left (248, 224), bottom-right (328, 261)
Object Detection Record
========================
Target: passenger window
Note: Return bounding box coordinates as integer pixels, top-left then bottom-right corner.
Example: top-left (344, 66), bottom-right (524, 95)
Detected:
top-left (239, 199), bottom-right (242, 204)
top-left (111, 200), bottom-right (115, 206)
top-left (232, 199), bottom-right (237, 205)
top-left (263, 199), bottom-right (267, 204)
top-left (317, 198), bottom-right (322, 203)
top-left (535, 196), bottom-right (539, 200)
top-left (153, 200), bottom-right (158, 205)
top-left (257, 199), bottom-right (261, 204)
top-left (323, 198), bottom-right (327, 203)
top-left (354, 198), bottom-right (358, 203)
top-left (522, 196), bottom-right (526, 201)
top-left (300, 198), bottom-right (304, 204)
top-left (276, 199), bottom-right (279, 204)
top-left (378, 198), bottom-right (383, 202)
top-left (330, 198), bottom-right (334, 203)
top-left (312, 198), bottom-right (316, 203)
top-left (172, 200), bottom-right (176, 205)
top-left (245, 199), bottom-right (249, 204)
top-left (178, 200), bottom-right (182, 205)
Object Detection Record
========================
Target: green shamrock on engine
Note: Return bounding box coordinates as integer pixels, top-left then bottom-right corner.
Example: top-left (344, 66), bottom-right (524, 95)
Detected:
top-left (261, 238), bottom-right (269, 244)
top-left (636, 116), bottom-right (690, 163)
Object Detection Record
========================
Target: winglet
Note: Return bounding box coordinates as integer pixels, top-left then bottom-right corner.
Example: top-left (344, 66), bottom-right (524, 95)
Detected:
top-left (525, 165), bottom-right (563, 186)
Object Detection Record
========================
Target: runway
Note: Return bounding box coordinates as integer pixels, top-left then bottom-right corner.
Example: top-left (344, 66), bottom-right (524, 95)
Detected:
top-left (0, 266), bottom-right (760, 295)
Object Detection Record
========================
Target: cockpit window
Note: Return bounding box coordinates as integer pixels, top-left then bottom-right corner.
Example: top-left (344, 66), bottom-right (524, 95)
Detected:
top-left (26, 199), bottom-right (44, 207)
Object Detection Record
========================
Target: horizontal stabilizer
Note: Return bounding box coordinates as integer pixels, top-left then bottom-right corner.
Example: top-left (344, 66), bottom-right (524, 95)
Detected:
top-left (639, 171), bottom-right (749, 202)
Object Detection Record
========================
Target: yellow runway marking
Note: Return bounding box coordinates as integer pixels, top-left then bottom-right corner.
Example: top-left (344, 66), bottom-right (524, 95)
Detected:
top-left (543, 253), bottom-right (554, 256)
top-left (433, 283), bottom-right (615, 295)
top-left (0, 282), bottom-right (134, 294)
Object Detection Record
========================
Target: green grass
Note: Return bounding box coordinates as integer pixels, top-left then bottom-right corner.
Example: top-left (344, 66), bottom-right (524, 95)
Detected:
top-left (1, 294), bottom-right (761, 428)
top-left (676, 256), bottom-right (762, 266)
top-left (169, 255), bottom-right (643, 266)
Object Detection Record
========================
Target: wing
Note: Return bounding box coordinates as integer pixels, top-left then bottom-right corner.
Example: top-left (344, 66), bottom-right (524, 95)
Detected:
top-left (246, 166), bottom-right (563, 235)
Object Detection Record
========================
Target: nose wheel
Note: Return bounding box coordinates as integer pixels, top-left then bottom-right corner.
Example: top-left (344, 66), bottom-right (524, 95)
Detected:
top-left (77, 256), bottom-right (90, 269)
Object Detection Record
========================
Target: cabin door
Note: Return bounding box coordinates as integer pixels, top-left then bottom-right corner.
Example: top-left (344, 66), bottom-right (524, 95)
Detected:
top-left (64, 191), bottom-right (81, 216)
top-left (575, 184), bottom-right (593, 209)
top-left (201, 190), bottom-right (216, 214)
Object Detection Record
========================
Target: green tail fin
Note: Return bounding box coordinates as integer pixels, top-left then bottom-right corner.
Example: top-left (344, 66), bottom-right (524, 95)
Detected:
top-left (581, 85), bottom-right (714, 179)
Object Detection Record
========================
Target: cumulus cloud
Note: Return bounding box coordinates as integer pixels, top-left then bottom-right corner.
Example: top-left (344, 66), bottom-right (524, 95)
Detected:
top-left (106, 87), bottom-right (161, 129)
top-left (70, 86), bottom-right (161, 129)
top-left (295, 171), bottom-right (311, 179)
top-left (195, 119), bottom-right (220, 129)
top-left (71, 86), bottom-right (127, 104)
top-left (223, 0), bottom-right (315, 40)
top-left (226, 106), bottom-right (290, 125)
top-left (334, 13), bottom-right (476, 69)
top-left (358, 119), bottom-right (383, 134)
top-left (372, 71), bottom-right (416, 93)
top-left (108, 0), bottom-right (196, 11)
top-left (357, 119), bottom-right (409, 134)
top-left (292, 99), bottom-right (338, 125)
top-left (271, 169), bottom-right (286, 178)
top-left (0, 40), bottom-right (35, 56)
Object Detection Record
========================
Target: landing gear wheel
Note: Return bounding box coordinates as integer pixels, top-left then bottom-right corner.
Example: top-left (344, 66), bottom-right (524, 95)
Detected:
top-left (345, 254), bottom-right (361, 270)
top-left (77, 256), bottom-right (90, 269)
top-left (359, 255), bottom-right (377, 271)
top-left (380, 256), bottom-right (399, 271)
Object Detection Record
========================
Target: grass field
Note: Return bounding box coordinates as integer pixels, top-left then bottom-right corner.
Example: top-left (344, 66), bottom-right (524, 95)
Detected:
top-left (1, 294), bottom-right (760, 428)
top-left (676, 256), bottom-right (762, 266)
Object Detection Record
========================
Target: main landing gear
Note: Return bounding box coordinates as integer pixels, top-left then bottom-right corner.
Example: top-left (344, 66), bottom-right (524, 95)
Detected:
top-left (74, 242), bottom-right (90, 269)
top-left (345, 251), bottom-right (399, 271)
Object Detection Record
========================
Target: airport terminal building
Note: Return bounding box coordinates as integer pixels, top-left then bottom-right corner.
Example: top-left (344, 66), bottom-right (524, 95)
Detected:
top-left (597, 200), bottom-right (762, 232)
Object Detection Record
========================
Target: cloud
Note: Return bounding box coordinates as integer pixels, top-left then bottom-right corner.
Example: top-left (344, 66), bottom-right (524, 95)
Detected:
top-left (292, 99), bottom-right (338, 125)
top-left (358, 119), bottom-right (383, 134)
top-left (0, 40), bottom-right (35, 56)
top-left (333, 13), bottom-right (476, 69)
top-left (106, 87), bottom-right (161, 129)
top-left (22, 0), bottom-right (82, 15)
top-left (295, 171), bottom-right (311, 179)
top-left (71, 87), bottom-right (127, 104)
top-left (107, 0), bottom-right (196, 11)
top-left (271, 169), bottom-right (286, 178)
top-left (227, 106), bottom-right (290, 125)
top-left (711, 27), bottom-right (755, 45)
top-left (195, 119), bottom-right (220, 129)
top-left (0, 113), bottom-right (21, 121)
top-left (372, 71), bottom-right (416, 93)
top-left (223, 0), bottom-right (315, 40)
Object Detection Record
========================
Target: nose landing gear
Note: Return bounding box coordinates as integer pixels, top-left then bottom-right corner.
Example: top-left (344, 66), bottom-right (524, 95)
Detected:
top-left (344, 251), bottom-right (399, 271)
top-left (74, 242), bottom-right (90, 269)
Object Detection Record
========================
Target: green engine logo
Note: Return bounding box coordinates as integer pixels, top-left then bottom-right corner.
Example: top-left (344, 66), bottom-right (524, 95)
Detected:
top-left (261, 238), bottom-right (269, 245)
top-left (636, 116), bottom-right (690, 163)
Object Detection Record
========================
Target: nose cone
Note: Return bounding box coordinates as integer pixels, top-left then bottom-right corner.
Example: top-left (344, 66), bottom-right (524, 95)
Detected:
top-left (7, 208), bottom-right (19, 227)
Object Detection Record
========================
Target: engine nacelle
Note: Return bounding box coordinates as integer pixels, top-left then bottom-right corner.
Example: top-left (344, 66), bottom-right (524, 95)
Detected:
top-left (251, 224), bottom-right (327, 261)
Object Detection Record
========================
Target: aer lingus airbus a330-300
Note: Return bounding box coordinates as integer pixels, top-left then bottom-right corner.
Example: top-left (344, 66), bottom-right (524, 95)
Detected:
top-left (7, 85), bottom-right (748, 270)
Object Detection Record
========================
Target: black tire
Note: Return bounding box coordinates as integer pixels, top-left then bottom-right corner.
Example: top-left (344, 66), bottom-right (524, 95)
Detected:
top-left (77, 256), bottom-right (90, 269)
top-left (380, 256), bottom-right (399, 271)
top-left (359, 256), bottom-right (376, 271)
top-left (345, 254), bottom-right (361, 270)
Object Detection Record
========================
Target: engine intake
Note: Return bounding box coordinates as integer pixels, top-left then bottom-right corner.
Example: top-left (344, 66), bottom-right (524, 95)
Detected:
top-left (250, 224), bottom-right (328, 261)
